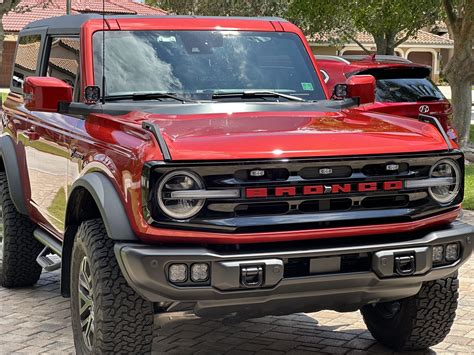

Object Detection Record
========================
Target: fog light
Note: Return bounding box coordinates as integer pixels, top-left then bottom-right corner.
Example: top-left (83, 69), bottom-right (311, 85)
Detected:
top-left (445, 243), bottom-right (459, 262)
top-left (190, 263), bottom-right (209, 282)
top-left (333, 84), bottom-right (348, 98)
top-left (432, 246), bottom-right (444, 263)
top-left (169, 264), bottom-right (187, 283)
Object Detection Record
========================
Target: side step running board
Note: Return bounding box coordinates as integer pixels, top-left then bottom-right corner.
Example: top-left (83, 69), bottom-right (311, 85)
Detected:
top-left (34, 228), bottom-right (62, 255)
top-left (34, 228), bottom-right (63, 271)
top-left (37, 247), bottom-right (61, 271)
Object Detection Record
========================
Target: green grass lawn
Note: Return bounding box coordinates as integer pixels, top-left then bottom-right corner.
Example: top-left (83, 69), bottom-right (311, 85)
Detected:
top-left (464, 165), bottom-right (474, 210)
top-left (465, 125), bottom-right (474, 210)
top-left (1, 92), bottom-right (7, 104)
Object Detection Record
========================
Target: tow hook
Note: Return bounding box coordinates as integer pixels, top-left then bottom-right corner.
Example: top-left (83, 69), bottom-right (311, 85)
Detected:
top-left (241, 265), bottom-right (264, 288)
top-left (395, 255), bottom-right (416, 276)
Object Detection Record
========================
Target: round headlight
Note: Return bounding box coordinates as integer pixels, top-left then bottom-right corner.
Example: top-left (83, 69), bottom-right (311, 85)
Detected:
top-left (157, 171), bottom-right (205, 220)
top-left (428, 159), bottom-right (461, 204)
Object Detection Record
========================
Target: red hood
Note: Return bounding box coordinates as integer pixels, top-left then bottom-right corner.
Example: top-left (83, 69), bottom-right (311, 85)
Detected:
top-left (133, 109), bottom-right (448, 160)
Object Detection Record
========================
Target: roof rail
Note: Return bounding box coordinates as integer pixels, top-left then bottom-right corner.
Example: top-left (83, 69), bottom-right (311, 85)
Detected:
top-left (314, 55), bottom-right (351, 64)
top-left (342, 55), bottom-right (413, 63)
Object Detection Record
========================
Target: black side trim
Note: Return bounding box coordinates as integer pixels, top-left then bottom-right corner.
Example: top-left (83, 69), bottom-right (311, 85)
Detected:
top-left (0, 135), bottom-right (28, 214)
top-left (142, 121), bottom-right (172, 161)
top-left (419, 114), bottom-right (453, 151)
top-left (58, 102), bottom-right (131, 116)
top-left (67, 172), bottom-right (138, 241)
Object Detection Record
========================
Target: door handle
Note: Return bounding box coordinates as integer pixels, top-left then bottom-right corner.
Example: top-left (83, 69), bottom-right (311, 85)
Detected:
top-left (25, 128), bottom-right (40, 141)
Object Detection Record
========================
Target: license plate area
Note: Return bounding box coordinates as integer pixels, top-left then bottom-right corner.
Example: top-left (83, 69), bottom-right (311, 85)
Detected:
top-left (284, 253), bottom-right (371, 278)
top-left (310, 256), bottom-right (341, 275)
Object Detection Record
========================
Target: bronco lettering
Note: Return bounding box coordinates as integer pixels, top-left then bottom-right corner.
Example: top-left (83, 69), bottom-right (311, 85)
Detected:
top-left (246, 180), bottom-right (403, 198)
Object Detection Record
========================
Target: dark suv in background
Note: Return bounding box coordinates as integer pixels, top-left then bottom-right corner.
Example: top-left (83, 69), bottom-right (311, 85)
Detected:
top-left (316, 55), bottom-right (457, 141)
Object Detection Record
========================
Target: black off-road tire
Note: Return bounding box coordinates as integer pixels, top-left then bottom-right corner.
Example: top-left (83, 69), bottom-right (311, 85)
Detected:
top-left (70, 219), bottom-right (154, 354)
top-left (0, 172), bottom-right (43, 287)
top-left (361, 274), bottom-right (459, 351)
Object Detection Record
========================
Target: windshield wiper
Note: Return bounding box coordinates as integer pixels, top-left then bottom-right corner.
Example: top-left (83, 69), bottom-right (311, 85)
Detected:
top-left (416, 95), bottom-right (442, 102)
top-left (106, 92), bottom-right (194, 103)
top-left (211, 90), bottom-right (305, 102)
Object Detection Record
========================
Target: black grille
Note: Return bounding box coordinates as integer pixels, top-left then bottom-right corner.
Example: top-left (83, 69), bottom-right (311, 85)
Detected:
top-left (235, 202), bottom-right (289, 216)
top-left (144, 152), bottom-right (464, 233)
top-left (300, 198), bottom-right (352, 212)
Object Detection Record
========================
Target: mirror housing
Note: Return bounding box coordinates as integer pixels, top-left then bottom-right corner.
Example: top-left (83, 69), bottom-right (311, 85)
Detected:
top-left (23, 77), bottom-right (72, 112)
top-left (346, 75), bottom-right (376, 105)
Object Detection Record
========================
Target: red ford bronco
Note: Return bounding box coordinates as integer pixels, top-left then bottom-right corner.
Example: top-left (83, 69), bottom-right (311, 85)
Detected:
top-left (0, 15), bottom-right (472, 353)
top-left (316, 54), bottom-right (457, 141)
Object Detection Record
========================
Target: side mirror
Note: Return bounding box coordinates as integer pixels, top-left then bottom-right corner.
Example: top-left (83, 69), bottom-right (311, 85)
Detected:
top-left (332, 75), bottom-right (376, 105)
top-left (346, 75), bottom-right (376, 105)
top-left (23, 77), bottom-right (72, 112)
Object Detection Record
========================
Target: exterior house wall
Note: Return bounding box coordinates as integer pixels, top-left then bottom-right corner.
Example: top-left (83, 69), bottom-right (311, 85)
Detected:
top-left (1, 40), bottom-right (17, 88)
top-left (47, 41), bottom-right (79, 88)
top-left (439, 48), bottom-right (451, 75)
top-left (311, 46), bottom-right (338, 55)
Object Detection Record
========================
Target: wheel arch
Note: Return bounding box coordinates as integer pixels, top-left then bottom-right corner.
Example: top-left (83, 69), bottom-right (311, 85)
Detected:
top-left (61, 172), bottom-right (138, 297)
top-left (0, 135), bottom-right (29, 215)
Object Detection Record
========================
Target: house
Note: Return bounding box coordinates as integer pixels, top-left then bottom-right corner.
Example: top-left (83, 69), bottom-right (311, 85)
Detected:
top-left (307, 30), bottom-right (456, 83)
top-left (0, 0), bottom-right (167, 87)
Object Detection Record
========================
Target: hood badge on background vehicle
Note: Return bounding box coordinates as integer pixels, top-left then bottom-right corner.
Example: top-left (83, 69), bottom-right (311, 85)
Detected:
top-left (419, 105), bottom-right (430, 113)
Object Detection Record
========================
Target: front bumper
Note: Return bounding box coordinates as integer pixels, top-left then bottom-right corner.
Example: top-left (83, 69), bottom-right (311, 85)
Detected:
top-left (115, 221), bottom-right (473, 318)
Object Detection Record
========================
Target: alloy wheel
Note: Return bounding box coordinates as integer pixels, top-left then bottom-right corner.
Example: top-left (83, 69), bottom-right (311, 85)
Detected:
top-left (78, 255), bottom-right (95, 350)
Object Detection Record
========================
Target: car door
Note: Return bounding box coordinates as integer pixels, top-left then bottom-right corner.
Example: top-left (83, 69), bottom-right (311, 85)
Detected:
top-left (2, 29), bottom-right (46, 224)
top-left (24, 35), bottom-right (81, 234)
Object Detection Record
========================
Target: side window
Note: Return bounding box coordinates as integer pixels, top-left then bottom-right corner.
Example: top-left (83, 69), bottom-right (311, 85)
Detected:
top-left (12, 34), bottom-right (42, 90)
top-left (46, 37), bottom-right (80, 92)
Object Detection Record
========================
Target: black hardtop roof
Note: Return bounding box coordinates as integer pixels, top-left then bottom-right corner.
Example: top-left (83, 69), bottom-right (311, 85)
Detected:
top-left (22, 14), bottom-right (287, 34)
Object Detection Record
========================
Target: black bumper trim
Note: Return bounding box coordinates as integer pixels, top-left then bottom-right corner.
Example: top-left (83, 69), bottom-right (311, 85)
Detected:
top-left (114, 221), bottom-right (473, 317)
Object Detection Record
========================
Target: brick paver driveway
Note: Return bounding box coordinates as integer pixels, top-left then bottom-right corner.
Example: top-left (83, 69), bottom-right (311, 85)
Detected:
top-left (1, 213), bottom-right (473, 354)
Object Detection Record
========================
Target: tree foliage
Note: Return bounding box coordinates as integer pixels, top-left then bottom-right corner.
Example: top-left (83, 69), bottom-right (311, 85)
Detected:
top-left (288, 0), bottom-right (442, 55)
top-left (441, 0), bottom-right (474, 146)
top-left (147, 0), bottom-right (290, 17)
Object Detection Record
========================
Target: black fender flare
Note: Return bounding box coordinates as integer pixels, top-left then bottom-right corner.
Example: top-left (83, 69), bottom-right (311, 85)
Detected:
top-left (61, 172), bottom-right (138, 297)
top-left (0, 135), bottom-right (28, 215)
top-left (66, 172), bottom-right (138, 241)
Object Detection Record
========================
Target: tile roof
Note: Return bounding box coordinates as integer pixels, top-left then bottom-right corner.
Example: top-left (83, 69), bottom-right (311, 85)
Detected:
top-left (404, 30), bottom-right (453, 45)
top-left (58, 38), bottom-right (81, 52)
top-left (14, 41), bottom-right (41, 71)
top-left (309, 29), bottom-right (453, 47)
top-left (49, 57), bottom-right (79, 75)
top-left (3, 0), bottom-right (167, 32)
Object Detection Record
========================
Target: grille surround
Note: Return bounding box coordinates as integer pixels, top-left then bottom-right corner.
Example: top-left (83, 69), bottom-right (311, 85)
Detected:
top-left (143, 152), bottom-right (464, 233)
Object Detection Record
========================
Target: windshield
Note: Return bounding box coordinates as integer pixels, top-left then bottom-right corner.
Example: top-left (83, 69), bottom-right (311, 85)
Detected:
top-left (375, 78), bottom-right (444, 103)
top-left (93, 30), bottom-right (325, 101)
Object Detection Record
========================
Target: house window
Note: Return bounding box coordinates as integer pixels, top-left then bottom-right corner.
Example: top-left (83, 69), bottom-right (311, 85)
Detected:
top-left (12, 34), bottom-right (42, 90)
top-left (46, 37), bottom-right (80, 91)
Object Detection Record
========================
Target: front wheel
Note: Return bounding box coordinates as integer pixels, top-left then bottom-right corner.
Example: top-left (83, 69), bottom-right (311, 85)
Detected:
top-left (361, 274), bottom-right (459, 351)
top-left (70, 219), bottom-right (154, 354)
